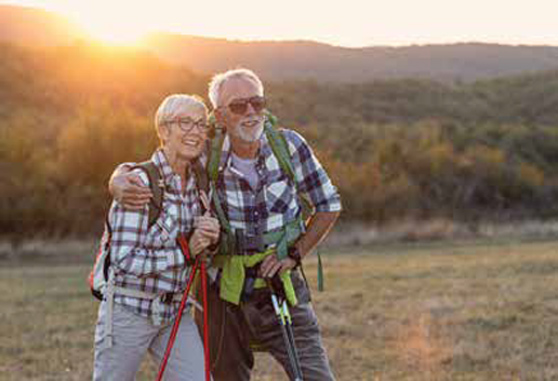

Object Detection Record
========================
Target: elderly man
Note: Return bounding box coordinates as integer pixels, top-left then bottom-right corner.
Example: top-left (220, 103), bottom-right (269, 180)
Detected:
top-left (111, 69), bottom-right (341, 381)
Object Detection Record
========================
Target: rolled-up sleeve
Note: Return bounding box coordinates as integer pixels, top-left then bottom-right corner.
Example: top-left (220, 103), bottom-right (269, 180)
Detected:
top-left (108, 170), bottom-right (185, 278)
top-left (283, 130), bottom-right (342, 213)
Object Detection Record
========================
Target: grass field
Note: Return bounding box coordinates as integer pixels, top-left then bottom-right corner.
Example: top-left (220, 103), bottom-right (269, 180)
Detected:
top-left (2, 238), bottom-right (558, 380)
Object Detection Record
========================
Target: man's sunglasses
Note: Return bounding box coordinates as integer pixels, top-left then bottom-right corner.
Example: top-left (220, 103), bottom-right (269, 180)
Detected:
top-left (227, 96), bottom-right (266, 115)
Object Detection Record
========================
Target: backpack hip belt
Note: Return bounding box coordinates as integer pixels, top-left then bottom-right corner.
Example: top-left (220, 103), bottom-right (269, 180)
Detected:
top-left (211, 219), bottom-right (304, 306)
top-left (220, 218), bottom-right (304, 258)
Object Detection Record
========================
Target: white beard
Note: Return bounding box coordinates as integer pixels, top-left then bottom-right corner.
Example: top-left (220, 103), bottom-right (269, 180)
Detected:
top-left (234, 118), bottom-right (264, 142)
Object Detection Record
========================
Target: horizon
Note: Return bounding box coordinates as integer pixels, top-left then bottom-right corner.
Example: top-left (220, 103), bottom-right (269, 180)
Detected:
top-left (2, 1), bottom-right (558, 48)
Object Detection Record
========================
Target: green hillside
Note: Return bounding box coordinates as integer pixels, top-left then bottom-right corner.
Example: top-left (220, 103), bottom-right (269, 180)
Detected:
top-left (2, 43), bottom-right (558, 238)
top-left (2, 5), bottom-right (558, 82)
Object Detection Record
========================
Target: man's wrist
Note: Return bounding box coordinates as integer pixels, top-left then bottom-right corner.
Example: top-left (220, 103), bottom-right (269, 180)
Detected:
top-left (287, 246), bottom-right (303, 267)
top-left (108, 163), bottom-right (134, 196)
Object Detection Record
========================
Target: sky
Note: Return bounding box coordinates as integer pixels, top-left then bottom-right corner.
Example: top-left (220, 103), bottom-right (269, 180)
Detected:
top-left (2, 0), bottom-right (558, 47)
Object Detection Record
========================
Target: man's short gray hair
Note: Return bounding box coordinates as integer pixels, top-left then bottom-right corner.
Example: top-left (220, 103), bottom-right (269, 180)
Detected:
top-left (155, 94), bottom-right (207, 143)
top-left (208, 68), bottom-right (264, 108)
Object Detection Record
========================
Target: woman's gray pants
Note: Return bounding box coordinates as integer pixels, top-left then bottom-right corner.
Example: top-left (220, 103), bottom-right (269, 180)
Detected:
top-left (93, 300), bottom-right (207, 381)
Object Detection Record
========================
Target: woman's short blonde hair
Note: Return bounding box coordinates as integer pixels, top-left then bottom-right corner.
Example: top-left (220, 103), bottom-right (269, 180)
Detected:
top-left (155, 94), bottom-right (207, 143)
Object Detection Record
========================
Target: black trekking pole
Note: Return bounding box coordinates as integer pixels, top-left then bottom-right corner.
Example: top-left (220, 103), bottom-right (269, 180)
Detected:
top-left (281, 297), bottom-right (303, 377)
top-left (266, 279), bottom-right (304, 381)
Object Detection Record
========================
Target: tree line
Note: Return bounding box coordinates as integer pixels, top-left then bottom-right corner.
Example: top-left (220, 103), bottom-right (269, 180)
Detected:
top-left (2, 42), bottom-right (558, 239)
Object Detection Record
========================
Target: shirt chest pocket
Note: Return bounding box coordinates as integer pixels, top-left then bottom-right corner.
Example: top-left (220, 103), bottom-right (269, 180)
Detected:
top-left (264, 173), bottom-right (296, 214)
top-left (145, 212), bottom-right (179, 248)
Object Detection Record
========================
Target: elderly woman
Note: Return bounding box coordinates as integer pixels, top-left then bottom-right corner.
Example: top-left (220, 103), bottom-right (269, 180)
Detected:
top-left (93, 94), bottom-right (219, 380)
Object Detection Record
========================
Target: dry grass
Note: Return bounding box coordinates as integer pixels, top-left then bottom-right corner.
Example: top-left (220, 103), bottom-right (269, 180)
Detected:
top-left (3, 239), bottom-right (558, 380)
top-left (326, 219), bottom-right (558, 247)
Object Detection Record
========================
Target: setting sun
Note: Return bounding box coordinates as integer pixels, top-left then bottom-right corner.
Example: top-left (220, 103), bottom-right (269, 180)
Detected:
top-left (49, 1), bottom-right (157, 45)
top-left (4, 0), bottom-right (558, 47)
top-left (84, 23), bottom-right (147, 45)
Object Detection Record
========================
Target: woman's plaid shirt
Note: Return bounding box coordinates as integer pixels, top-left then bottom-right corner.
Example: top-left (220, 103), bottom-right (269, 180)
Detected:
top-left (214, 128), bottom-right (342, 238)
top-left (108, 149), bottom-right (202, 322)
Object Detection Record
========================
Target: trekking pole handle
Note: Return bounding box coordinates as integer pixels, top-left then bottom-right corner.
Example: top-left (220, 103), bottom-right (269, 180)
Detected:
top-left (266, 280), bottom-right (282, 313)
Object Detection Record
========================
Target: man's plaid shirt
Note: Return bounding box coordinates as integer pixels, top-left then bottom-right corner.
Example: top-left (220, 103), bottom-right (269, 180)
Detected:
top-left (108, 149), bottom-right (202, 322)
top-left (214, 128), bottom-right (342, 240)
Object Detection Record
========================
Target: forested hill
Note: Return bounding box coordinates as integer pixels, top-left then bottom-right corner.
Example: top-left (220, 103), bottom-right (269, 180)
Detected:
top-left (3, 5), bottom-right (558, 83)
top-left (3, 42), bottom-right (558, 238)
top-left (0, 5), bottom-right (87, 46)
top-left (271, 70), bottom-right (558, 128)
top-left (142, 33), bottom-right (558, 82)
top-left (3, 41), bottom-right (558, 127)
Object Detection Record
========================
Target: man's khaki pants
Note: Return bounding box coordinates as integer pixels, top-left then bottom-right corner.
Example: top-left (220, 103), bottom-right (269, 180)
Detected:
top-left (93, 300), bottom-right (207, 381)
top-left (202, 273), bottom-right (336, 381)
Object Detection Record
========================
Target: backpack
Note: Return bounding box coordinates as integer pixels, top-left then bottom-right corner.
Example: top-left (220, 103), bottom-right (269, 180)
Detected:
top-left (207, 112), bottom-right (325, 291)
top-left (88, 159), bottom-right (208, 300)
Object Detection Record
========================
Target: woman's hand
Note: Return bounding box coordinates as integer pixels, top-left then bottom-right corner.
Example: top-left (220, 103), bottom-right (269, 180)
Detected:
top-left (188, 229), bottom-right (211, 257)
top-left (109, 166), bottom-right (152, 210)
top-left (189, 212), bottom-right (220, 257)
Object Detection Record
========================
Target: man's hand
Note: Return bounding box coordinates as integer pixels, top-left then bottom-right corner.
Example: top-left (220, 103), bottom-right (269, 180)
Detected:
top-left (258, 211), bottom-right (340, 279)
top-left (259, 254), bottom-right (298, 279)
top-left (109, 167), bottom-right (152, 210)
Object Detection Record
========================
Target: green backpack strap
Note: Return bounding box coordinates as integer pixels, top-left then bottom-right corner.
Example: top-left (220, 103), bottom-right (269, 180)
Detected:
top-left (264, 114), bottom-right (297, 183)
top-left (207, 123), bottom-right (235, 255)
top-left (132, 161), bottom-right (164, 227)
top-left (192, 159), bottom-right (207, 193)
top-left (264, 115), bottom-right (315, 218)
top-left (192, 158), bottom-right (209, 193)
top-left (264, 113), bottom-right (325, 292)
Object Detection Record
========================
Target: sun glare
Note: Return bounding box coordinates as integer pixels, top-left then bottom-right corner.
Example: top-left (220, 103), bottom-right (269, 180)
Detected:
top-left (63, 2), bottom-right (154, 46)
top-left (85, 24), bottom-right (146, 45)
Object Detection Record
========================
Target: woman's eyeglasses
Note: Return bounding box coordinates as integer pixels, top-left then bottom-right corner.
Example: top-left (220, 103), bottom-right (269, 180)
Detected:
top-left (163, 118), bottom-right (209, 133)
top-left (227, 96), bottom-right (266, 115)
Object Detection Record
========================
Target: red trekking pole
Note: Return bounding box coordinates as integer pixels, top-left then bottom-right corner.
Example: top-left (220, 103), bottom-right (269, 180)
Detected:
top-left (156, 236), bottom-right (211, 381)
top-left (200, 258), bottom-right (210, 381)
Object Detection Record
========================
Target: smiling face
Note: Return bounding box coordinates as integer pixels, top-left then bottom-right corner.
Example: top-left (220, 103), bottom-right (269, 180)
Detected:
top-left (159, 108), bottom-right (208, 162)
top-left (218, 77), bottom-right (266, 143)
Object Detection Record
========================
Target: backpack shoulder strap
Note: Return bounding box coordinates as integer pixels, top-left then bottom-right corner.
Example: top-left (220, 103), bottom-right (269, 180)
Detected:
top-left (209, 128), bottom-right (232, 233)
top-left (206, 122), bottom-right (235, 255)
top-left (132, 161), bottom-right (163, 227)
top-left (264, 113), bottom-right (324, 291)
top-left (265, 116), bottom-right (297, 183)
top-left (208, 125), bottom-right (224, 184)
top-left (264, 114), bottom-right (314, 214)
top-left (192, 158), bottom-right (209, 194)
